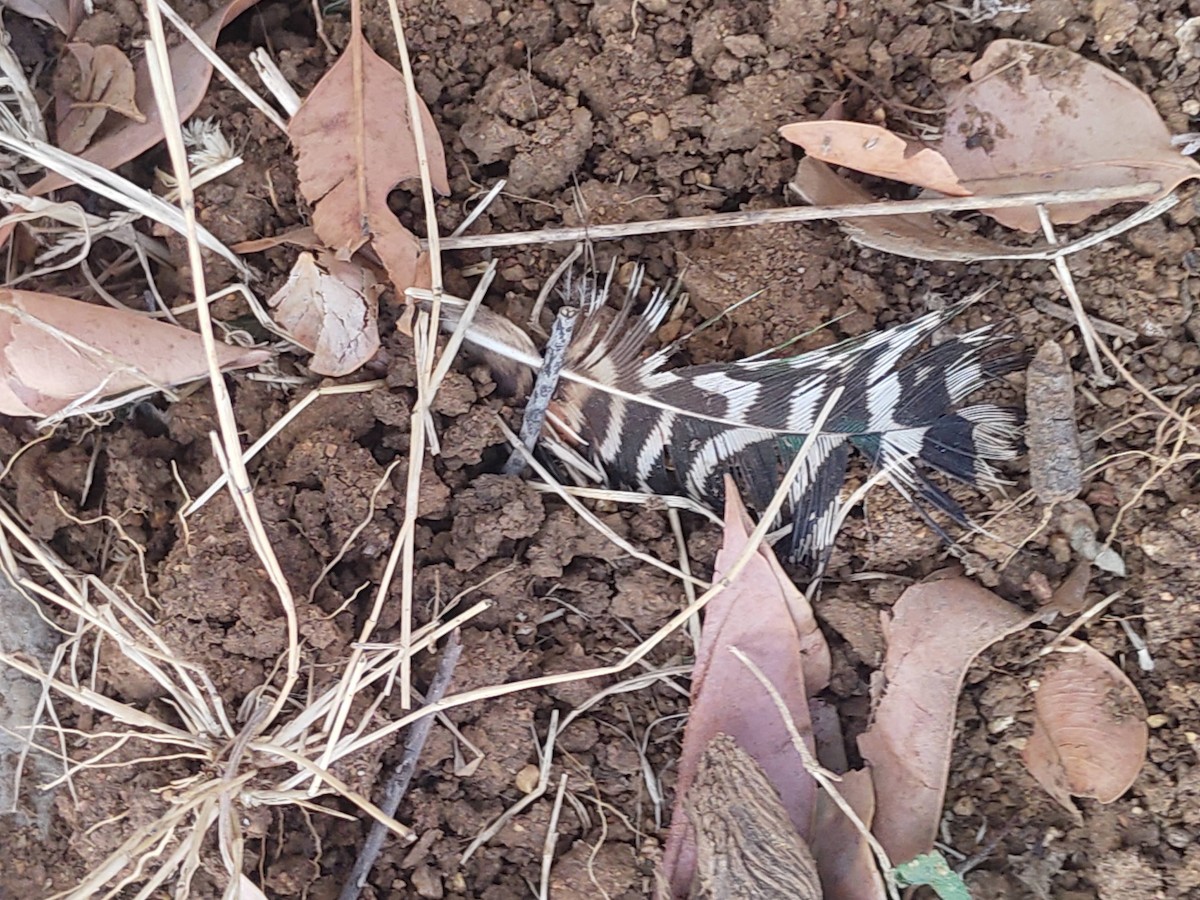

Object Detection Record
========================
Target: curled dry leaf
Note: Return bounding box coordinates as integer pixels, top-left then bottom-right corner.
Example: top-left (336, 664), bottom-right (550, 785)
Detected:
top-left (57, 44), bottom-right (146, 155)
top-left (31, 0), bottom-right (264, 196)
top-left (2, 0), bottom-right (84, 35)
top-left (1023, 638), bottom-right (1148, 813)
top-left (858, 577), bottom-right (1041, 865)
top-left (0, 288), bottom-right (269, 418)
top-left (941, 40), bottom-right (1200, 232)
top-left (792, 157), bottom-right (1020, 262)
top-left (268, 252), bottom-right (380, 377)
top-left (288, 30), bottom-right (448, 293)
top-left (781, 120), bottom-right (971, 197)
top-left (660, 480), bottom-right (831, 898)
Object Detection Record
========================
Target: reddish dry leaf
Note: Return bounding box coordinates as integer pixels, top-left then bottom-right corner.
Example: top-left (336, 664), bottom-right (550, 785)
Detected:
top-left (941, 40), bottom-right (1200, 231)
top-left (810, 770), bottom-right (886, 900)
top-left (31, 0), bottom-right (263, 196)
top-left (2, 0), bottom-right (84, 35)
top-left (661, 480), bottom-right (830, 898)
top-left (57, 44), bottom-right (146, 155)
top-left (781, 120), bottom-right (971, 197)
top-left (792, 157), bottom-right (1021, 262)
top-left (0, 288), bottom-right (269, 417)
top-left (857, 577), bottom-right (1041, 865)
top-left (1023, 638), bottom-right (1148, 813)
top-left (288, 31), bottom-right (448, 293)
top-left (268, 252), bottom-right (380, 377)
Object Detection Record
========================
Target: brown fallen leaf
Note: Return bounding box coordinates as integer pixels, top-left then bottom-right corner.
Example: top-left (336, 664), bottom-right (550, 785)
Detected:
top-left (810, 769), bottom-right (886, 900)
top-left (858, 577), bottom-right (1041, 865)
top-left (792, 157), bottom-right (1022, 262)
top-left (57, 44), bottom-right (146, 155)
top-left (30, 0), bottom-right (263, 196)
top-left (781, 120), bottom-right (971, 197)
top-left (684, 734), bottom-right (823, 900)
top-left (940, 39), bottom-right (1200, 231)
top-left (661, 480), bottom-right (830, 897)
top-left (0, 288), bottom-right (269, 418)
top-left (1022, 638), bottom-right (1148, 813)
top-left (268, 252), bottom-right (381, 377)
top-left (2, 0), bottom-right (84, 35)
top-left (231, 227), bottom-right (324, 255)
top-left (289, 29), bottom-right (448, 293)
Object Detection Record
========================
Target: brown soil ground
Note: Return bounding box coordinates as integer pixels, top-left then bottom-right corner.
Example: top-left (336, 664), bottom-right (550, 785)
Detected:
top-left (2, 0), bottom-right (1199, 897)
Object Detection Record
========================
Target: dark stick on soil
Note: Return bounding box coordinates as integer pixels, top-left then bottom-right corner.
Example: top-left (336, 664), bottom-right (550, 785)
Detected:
top-left (502, 305), bottom-right (578, 476)
top-left (338, 632), bottom-right (464, 900)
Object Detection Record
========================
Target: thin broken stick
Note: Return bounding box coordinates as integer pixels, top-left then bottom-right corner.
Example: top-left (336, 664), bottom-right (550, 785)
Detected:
top-left (338, 632), bottom-right (462, 900)
top-left (503, 305), bottom-right (578, 475)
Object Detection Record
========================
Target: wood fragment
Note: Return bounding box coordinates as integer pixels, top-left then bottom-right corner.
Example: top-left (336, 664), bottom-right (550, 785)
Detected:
top-left (1026, 341), bottom-right (1083, 504)
top-left (684, 734), bottom-right (822, 900)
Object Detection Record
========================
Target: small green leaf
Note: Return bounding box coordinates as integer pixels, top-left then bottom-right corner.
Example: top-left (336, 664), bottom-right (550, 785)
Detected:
top-left (893, 852), bottom-right (970, 900)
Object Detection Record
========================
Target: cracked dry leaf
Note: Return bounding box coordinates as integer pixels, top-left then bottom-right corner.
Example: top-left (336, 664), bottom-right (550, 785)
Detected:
top-left (0, 288), bottom-right (270, 418)
top-left (268, 252), bottom-right (381, 377)
top-left (781, 120), bottom-right (971, 197)
top-left (661, 479), bottom-right (830, 899)
top-left (941, 39), bottom-right (1200, 231)
top-left (57, 43), bottom-right (146, 155)
top-left (858, 577), bottom-right (1041, 866)
top-left (1022, 638), bottom-right (1148, 813)
top-left (31, 0), bottom-right (264, 195)
top-left (289, 30), bottom-right (448, 293)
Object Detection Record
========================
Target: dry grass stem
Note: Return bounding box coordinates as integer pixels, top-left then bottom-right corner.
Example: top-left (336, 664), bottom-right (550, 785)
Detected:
top-left (154, 0), bottom-right (289, 133)
top-left (462, 710), bottom-right (561, 863)
top-left (431, 182), bottom-right (1163, 251)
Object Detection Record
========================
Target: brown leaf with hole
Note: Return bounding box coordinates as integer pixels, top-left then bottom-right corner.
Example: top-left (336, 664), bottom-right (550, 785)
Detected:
top-left (792, 157), bottom-right (1023, 262)
top-left (660, 479), bottom-right (830, 898)
top-left (1023, 638), bottom-right (1148, 813)
top-left (0, 288), bottom-right (270, 418)
top-left (268, 252), bottom-right (380, 377)
top-left (2, 0), bottom-right (85, 35)
top-left (57, 44), bottom-right (146, 155)
top-left (941, 39), bottom-right (1200, 231)
top-left (858, 577), bottom-right (1041, 865)
top-left (781, 120), bottom-right (971, 197)
top-left (30, 0), bottom-right (264, 196)
top-left (288, 30), bottom-right (448, 293)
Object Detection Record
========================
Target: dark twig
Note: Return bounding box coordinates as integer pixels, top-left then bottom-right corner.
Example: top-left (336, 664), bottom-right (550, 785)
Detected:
top-left (338, 632), bottom-right (464, 900)
top-left (503, 305), bottom-right (578, 475)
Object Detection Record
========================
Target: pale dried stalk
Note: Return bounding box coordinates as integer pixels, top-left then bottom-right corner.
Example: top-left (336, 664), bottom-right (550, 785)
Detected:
top-left (154, 0), bottom-right (289, 133)
top-left (430, 182), bottom-right (1162, 250)
top-left (384, 0), bottom-right (444, 714)
top-left (139, 0), bottom-right (300, 731)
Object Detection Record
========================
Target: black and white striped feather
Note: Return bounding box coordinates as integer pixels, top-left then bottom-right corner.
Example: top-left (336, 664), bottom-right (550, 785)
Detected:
top-left (442, 272), bottom-right (1019, 564)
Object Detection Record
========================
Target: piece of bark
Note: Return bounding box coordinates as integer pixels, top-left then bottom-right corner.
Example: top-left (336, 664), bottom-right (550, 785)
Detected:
top-left (1026, 341), bottom-right (1083, 503)
top-left (685, 734), bottom-right (822, 900)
